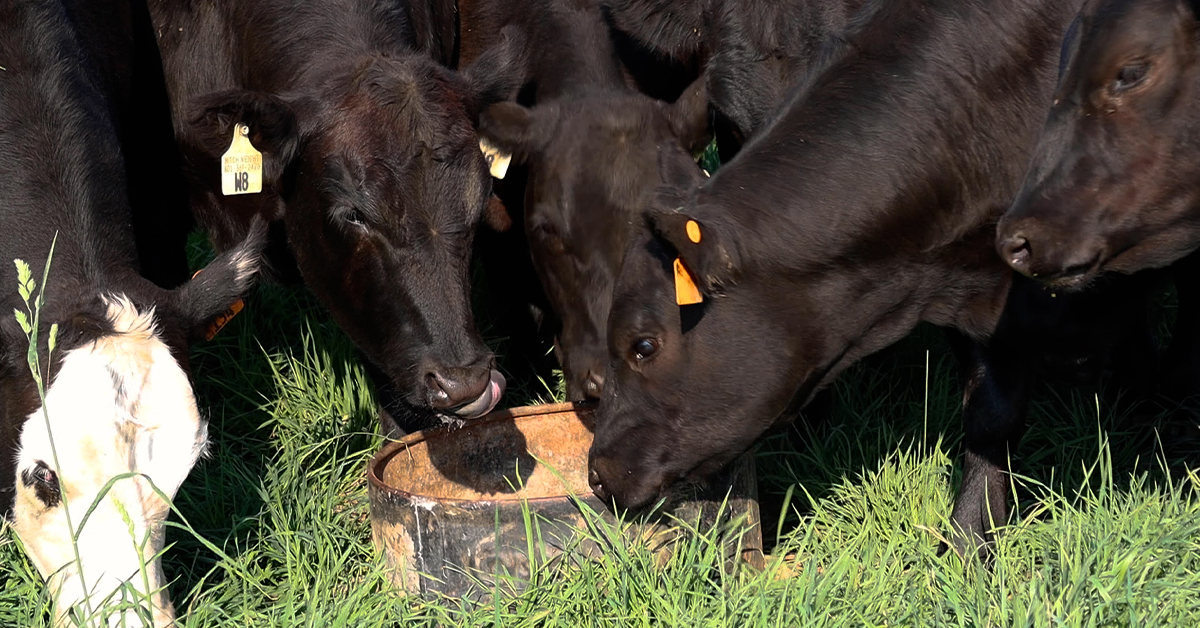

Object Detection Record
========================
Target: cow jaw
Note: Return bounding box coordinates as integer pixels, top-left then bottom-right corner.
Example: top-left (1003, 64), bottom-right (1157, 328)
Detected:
top-left (11, 296), bottom-right (206, 627)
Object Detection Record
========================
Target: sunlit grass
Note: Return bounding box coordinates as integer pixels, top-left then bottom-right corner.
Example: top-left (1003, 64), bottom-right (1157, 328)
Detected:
top-left (4, 249), bottom-right (1200, 626)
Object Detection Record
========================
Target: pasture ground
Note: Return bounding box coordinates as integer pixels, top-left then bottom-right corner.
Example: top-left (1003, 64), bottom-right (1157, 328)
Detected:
top-left (3, 231), bottom-right (1200, 627)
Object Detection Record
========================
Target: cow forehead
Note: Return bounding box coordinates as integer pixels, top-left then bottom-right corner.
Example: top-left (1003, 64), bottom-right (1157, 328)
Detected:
top-left (321, 60), bottom-right (478, 153)
top-left (16, 304), bottom-right (203, 489)
top-left (1086, 0), bottom-right (1182, 54)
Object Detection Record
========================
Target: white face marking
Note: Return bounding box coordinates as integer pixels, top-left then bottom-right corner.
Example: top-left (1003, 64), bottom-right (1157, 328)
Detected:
top-left (10, 296), bottom-right (207, 627)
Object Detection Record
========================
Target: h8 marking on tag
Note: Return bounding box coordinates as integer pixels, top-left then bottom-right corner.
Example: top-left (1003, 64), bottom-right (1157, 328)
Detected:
top-left (221, 124), bottom-right (263, 196)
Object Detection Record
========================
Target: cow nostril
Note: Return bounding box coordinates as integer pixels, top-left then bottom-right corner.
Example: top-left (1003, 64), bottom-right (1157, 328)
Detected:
top-left (589, 469), bottom-right (610, 502)
top-left (425, 373), bottom-right (451, 403)
top-left (583, 372), bottom-right (605, 399)
top-left (1002, 234), bottom-right (1032, 271)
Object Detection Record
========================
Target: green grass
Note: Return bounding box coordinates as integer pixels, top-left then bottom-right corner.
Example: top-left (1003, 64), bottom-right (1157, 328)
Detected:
top-left (3, 244), bottom-right (1200, 626)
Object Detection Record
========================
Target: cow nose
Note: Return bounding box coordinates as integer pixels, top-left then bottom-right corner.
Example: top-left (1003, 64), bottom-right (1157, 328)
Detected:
top-left (424, 361), bottom-right (492, 410)
top-left (583, 371), bottom-right (605, 400)
top-left (997, 233), bottom-right (1033, 273)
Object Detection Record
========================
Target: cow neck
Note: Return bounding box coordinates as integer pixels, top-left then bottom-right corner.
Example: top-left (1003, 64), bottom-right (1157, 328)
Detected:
top-left (680, 0), bottom-right (1082, 410)
top-left (694, 0), bottom-right (1077, 325)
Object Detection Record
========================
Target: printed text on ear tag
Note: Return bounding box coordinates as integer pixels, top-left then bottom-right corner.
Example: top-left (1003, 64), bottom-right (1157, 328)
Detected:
top-left (221, 123), bottom-right (263, 195)
top-left (479, 138), bottom-right (512, 179)
top-left (674, 258), bottom-right (703, 305)
top-left (192, 269), bottom-right (246, 340)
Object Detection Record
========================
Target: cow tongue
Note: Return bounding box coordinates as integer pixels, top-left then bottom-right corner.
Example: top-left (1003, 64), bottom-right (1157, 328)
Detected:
top-left (452, 369), bottom-right (506, 419)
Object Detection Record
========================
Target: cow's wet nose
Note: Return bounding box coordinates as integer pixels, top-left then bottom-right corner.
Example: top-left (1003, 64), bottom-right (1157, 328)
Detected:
top-left (583, 370), bottom-right (605, 400)
top-left (997, 233), bottom-right (1033, 274)
top-left (424, 359), bottom-right (497, 413)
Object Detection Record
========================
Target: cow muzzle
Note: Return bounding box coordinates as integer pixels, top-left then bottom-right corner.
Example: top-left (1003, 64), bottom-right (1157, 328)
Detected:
top-left (996, 216), bottom-right (1104, 290)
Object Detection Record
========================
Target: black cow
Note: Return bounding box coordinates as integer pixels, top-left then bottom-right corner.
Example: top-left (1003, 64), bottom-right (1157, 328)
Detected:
top-left (586, 0), bottom-right (1088, 553)
top-left (998, 0), bottom-right (1200, 287)
top-left (479, 80), bottom-right (711, 400)
top-left (148, 0), bottom-right (528, 434)
top-left (603, 0), bottom-right (872, 158)
top-left (454, 0), bottom-right (711, 400)
top-left (1, 0), bottom-right (262, 622)
top-left (997, 0), bottom-right (1200, 394)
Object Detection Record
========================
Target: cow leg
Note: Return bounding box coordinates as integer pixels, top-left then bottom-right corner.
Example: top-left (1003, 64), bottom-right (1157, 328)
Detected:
top-left (945, 327), bottom-right (1030, 558)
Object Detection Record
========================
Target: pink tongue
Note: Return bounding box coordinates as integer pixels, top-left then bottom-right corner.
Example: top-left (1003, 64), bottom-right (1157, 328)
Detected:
top-left (452, 370), bottom-right (506, 419)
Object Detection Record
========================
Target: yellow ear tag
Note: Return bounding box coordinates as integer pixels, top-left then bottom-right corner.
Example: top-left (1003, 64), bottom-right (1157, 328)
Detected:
top-left (192, 269), bottom-right (246, 340)
top-left (479, 138), bottom-right (512, 179)
top-left (686, 220), bottom-right (702, 244)
top-left (221, 123), bottom-right (263, 195)
top-left (674, 258), bottom-right (703, 305)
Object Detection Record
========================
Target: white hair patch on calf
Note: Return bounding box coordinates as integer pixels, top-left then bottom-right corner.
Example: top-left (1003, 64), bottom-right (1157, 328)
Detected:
top-left (10, 295), bottom-right (207, 627)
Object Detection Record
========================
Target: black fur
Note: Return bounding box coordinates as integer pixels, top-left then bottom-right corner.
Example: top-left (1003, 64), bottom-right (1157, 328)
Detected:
top-left (462, 0), bottom-right (707, 401)
top-left (603, 0), bottom-right (873, 158)
top-left (20, 462), bottom-right (61, 509)
top-left (587, 0), bottom-right (1097, 557)
top-left (472, 3), bottom-right (711, 400)
top-left (150, 0), bottom-right (530, 433)
top-left (0, 0), bottom-right (263, 519)
top-left (999, 0), bottom-right (1200, 285)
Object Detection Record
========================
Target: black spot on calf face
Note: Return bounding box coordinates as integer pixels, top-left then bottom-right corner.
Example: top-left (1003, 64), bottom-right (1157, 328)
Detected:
top-left (20, 461), bottom-right (61, 509)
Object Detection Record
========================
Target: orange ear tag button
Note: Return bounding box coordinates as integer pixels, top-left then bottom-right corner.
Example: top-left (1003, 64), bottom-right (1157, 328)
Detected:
top-left (686, 220), bottom-right (702, 244)
top-left (674, 258), bottom-right (703, 305)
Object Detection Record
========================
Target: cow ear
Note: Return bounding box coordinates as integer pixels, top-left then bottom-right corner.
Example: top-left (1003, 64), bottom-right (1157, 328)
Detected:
top-left (173, 217), bottom-right (268, 340)
top-left (647, 208), bottom-right (740, 294)
top-left (184, 90), bottom-right (300, 190)
top-left (462, 25), bottom-right (531, 119)
top-left (665, 74), bottom-right (711, 153)
top-left (478, 102), bottom-right (553, 163)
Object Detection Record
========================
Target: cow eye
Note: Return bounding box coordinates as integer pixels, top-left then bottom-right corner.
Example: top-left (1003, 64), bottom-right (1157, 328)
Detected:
top-left (22, 461), bottom-right (61, 506)
top-left (633, 338), bottom-right (660, 361)
top-left (334, 205), bottom-right (368, 229)
top-left (34, 462), bottom-right (56, 486)
top-left (1112, 62), bottom-right (1150, 92)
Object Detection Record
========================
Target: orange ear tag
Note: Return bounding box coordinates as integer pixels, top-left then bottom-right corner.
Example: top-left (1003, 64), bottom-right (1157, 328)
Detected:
top-left (204, 299), bottom-right (244, 341)
top-left (674, 258), bottom-right (703, 305)
top-left (686, 220), bottom-right (702, 243)
top-left (192, 269), bottom-right (247, 340)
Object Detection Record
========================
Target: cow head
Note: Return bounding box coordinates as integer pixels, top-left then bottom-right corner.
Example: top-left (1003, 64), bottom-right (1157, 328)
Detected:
top-left (477, 78), bottom-right (709, 401)
top-left (3, 227), bottom-right (263, 627)
top-left (998, 0), bottom-right (1200, 289)
top-left (179, 30), bottom-right (530, 422)
top-left (587, 195), bottom-right (806, 509)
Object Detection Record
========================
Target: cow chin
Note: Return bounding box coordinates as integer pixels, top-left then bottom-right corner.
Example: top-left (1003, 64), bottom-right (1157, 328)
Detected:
top-left (10, 297), bottom-right (206, 628)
